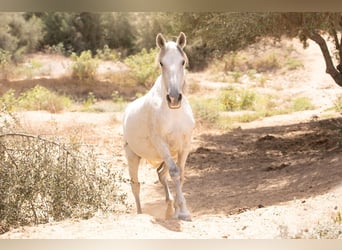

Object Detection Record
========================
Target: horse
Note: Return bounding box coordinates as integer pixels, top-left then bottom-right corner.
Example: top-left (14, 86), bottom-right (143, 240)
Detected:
top-left (122, 32), bottom-right (195, 221)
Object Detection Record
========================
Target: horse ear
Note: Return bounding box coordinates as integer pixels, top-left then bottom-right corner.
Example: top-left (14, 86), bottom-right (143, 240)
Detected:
top-left (156, 33), bottom-right (166, 49)
top-left (177, 32), bottom-right (186, 49)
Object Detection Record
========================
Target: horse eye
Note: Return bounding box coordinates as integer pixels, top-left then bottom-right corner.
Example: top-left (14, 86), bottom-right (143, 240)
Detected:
top-left (160, 62), bottom-right (163, 67)
top-left (181, 60), bottom-right (185, 66)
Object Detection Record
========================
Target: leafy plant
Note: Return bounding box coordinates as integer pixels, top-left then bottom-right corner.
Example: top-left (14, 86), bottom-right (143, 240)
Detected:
top-left (334, 94), bottom-right (342, 111)
top-left (96, 45), bottom-right (119, 61)
top-left (83, 92), bottom-right (97, 109)
top-left (0, 49), bottom-right (12, 80)
top-left (190, 97), bottom-right (222, 126)
top-left (71, 50), bottom-right (99, 81)
top-left (17, 85), bottom-right (72, 113)
top-left (291, 97), bottom-right (315, 112)
top-left (124, 48), bottom-right (159, 87)
top-left (220, 87), bottom-right (256, 111)
top-left (0, 89), bottom-right (17, 111)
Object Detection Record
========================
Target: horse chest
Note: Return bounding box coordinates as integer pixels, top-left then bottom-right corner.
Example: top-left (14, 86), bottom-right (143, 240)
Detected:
top-left (158, 111), bottom-right (194, 149)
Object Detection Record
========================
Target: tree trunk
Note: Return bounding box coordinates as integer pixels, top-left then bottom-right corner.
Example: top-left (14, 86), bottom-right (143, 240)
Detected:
top-left (306, 30), bottom-right (342, 87)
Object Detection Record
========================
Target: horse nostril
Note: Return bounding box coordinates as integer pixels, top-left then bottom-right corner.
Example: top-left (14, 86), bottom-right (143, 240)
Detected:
top-left (178, 94), bottom-right (182, 102)
top-left (166, 94), bottom-right (172, 103)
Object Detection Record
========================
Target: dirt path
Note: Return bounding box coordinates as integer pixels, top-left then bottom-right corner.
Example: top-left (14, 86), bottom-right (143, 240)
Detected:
top-left (1, 39), bottom-right (342, 239)
top-left (1, 109), bottom-right (341, 239)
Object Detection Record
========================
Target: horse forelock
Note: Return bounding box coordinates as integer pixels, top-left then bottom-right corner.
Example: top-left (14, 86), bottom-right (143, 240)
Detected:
top-left (157, 42), bottom-right (188, 67)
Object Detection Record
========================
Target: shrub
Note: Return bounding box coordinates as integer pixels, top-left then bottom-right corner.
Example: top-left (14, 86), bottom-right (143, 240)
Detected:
top-left (0, 49), bottom-right (12, 80)
top-left (0, 132), bottom-right (127, 231)
top-left (253, 51), bottom-right (280, 72)
top-left (334, 94), bottom-right (342, 111)
top-left (190, 97), bottom-right (221, 126)
top-left (82, 92), bottom-right (97, 109)
top-left (96, 45), bottom-right (119, 61)
top-left (71, 50), bottom-right (99, 81)
top-left (17, 85), bottom-right (72, 113)
top-left (124, 48), bottom-right (159, 88)
top-left (0, 89), bottom-right (17, 111)
top-left (291, 97), bottom-right (315, 112)
top-left (285, 57), bottom-right (304, 70)
top-left (220, 87), bottom-right (256, 111)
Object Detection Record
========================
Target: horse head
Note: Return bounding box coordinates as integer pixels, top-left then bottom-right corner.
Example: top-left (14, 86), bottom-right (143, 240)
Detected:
top-left (156, 32), bottom-right (188, 109)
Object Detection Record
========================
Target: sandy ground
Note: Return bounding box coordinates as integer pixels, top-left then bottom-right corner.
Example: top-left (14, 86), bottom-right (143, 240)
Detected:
top-left (1, 39), bottom-right (342, 239)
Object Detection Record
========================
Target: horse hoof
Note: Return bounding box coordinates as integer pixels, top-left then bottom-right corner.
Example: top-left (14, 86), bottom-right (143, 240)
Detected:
top-left (178, 214), bottom-right (192, 221)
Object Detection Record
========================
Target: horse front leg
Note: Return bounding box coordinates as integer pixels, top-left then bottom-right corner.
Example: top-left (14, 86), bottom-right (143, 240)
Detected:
top-left (157, 162), bottom-right (174, 219)
top-left (177, 140), bottom-right (192, 189)
top-left (152, 139), bottom-right (191, 221)
top-left (167, 157), bottom-right (191, 221)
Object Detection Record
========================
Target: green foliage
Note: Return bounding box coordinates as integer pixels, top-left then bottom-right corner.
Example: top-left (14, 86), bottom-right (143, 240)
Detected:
top-left (189, 97), bottom-right (222, 126)
top-left (0, 13), bottom-right (43, 61)
top-left (0, 89), bottom-right (17, 111)
top-left (71, 50), bottom-right (99, 81)
top-left (0, 131), bottom-right (127, 230)
top-left (41, 12), bottom-right (136, 55)
top-left (285, 57), bottom-right (304, 70)
top-left (0, 49), bottom-right (12, 80)
top-left (124, 48), bottom-right (159, 87)
top-left (82, 92), bottom-right (97, 111)
top-left (17, 85), bottom-right (72, 113)
top-left (96, 45), bottom-right (119, 61)
top-left (334, 94), bottom-right (342, 111)
top-left (220, 87), bottom-right (256, 111)
top-left (291, 97), bottom-right (315, 112)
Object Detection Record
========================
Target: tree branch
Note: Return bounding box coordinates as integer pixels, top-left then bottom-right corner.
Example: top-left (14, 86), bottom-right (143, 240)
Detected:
top-left (304, 30), bottom-right (342, 87)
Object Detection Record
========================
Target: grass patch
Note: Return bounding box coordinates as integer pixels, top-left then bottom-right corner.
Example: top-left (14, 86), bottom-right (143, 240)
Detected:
top-left (285, 57), bottom-right (304, 70)
top-left (189, 88), bottom-right (316, 129)
top-left (291, 97), bottom-right (315, 111)
top-left (1, 86), bottom-right (72, 113)
top-left (189, 97), bottom-right (223, 126)
top-left (18, 86), bottom-right (72, 113)
top-left (334, 94), bottom-right (342, 111)
top-left (220, 87), bottom-right (256, 111)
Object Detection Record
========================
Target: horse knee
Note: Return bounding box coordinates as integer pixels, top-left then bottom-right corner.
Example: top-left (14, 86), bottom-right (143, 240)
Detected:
top-left (168, 163), bottom-right (180, 179)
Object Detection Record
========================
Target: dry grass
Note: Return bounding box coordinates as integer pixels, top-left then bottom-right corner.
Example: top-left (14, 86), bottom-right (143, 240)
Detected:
top-left (0, 110), bottom-right (128, 233)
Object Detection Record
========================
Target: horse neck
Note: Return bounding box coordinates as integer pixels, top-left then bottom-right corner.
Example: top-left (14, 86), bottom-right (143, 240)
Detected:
top-left (152, 75), bottom-right (168, 102)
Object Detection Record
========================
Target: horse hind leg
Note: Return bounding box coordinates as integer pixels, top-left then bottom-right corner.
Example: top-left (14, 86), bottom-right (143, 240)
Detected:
top-left (157, 162), bottom-right (174, 219)
top-left (124, 144), bottom-right (142, 214)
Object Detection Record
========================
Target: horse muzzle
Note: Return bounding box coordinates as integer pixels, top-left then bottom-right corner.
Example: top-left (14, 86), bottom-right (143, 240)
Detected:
top-left (166, 93), bottom-right (182, 109)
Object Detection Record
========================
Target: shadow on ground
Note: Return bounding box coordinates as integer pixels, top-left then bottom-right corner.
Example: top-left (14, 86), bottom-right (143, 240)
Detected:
top-left (183, 117), bottom-right (342, 216)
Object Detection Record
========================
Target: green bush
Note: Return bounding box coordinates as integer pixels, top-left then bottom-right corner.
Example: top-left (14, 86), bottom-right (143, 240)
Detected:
top-left (96, 45), bottom-right (119, 61)
top-left (124, 48), bottom-right (159, 87)
top-left (285, 57), bottom-right (304, 70)
top-left (220, 87), bottom-right (256, 111)
top-left (334, 94), bottom-right (342, 111)
top-left (0, 49), bottom-right (12, 80)
top-left (0, 89), bottom-right (17, 111)
top-left (71, 50), bottom-right (99, 81)
top-left (190, 97), bottom-right (222, 126)
top-left (17, 85), bottom-right (72, 113)
top-left (291, 97), bottom-right (315, 112)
